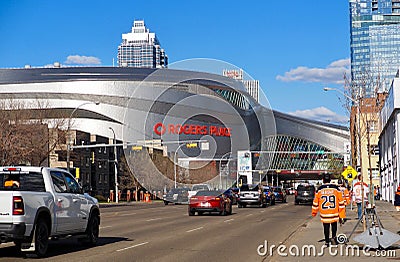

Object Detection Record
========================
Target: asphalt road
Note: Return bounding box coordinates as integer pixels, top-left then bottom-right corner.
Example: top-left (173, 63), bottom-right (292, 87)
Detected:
top-left (0, 196), bottom-right (312, 262)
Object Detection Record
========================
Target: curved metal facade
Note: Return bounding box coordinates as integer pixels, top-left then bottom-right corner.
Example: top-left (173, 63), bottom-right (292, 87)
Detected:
top-left (0, 67), bottom-right (349, 175)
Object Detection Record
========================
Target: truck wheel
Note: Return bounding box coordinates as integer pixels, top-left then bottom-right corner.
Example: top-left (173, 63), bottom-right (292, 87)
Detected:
top-left (34, 220), bottom-right (49, 257)
top-left (85, 215), bottom-right (100, 246)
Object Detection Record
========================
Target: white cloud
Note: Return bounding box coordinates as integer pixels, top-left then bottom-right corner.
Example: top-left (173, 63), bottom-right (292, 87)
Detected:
top-left (64, 55), bottom-right (101, 65)
top-left (276, 58), bottom-right (350, 84)
top-left (288, 106), bottom-right (349, 124)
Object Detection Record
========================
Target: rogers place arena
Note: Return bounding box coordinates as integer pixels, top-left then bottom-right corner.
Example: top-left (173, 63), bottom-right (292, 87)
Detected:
top-left (0, 67), bottom-right (349, 194)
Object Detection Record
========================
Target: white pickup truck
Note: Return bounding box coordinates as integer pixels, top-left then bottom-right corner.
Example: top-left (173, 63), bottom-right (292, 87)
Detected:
top-left (188, 184), bottom-right (212, 199)
top-left (0, 166), bottom-right (100, 257)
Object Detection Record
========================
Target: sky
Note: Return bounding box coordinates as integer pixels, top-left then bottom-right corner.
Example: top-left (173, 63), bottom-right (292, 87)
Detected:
top-left (0, 0), bottom-right (351, 125)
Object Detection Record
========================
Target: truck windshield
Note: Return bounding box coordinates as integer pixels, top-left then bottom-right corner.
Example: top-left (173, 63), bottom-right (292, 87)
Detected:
top-left (192, 185), bottom-right (209, 191)
top-left (0, 172), bottom-right (45, 192)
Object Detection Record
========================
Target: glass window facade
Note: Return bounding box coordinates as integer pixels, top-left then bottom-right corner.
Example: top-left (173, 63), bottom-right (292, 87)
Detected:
top-left (117, 20), bottom-right (168, 68)
top-left (350, 0), bottom-right (400, 96)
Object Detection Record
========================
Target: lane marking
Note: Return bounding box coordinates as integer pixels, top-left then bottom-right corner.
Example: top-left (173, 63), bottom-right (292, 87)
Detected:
top-left (186, 227), bottom-right (203, 233)
top-left (100, 226), bottom-right (112, 229)
top-left (120, 213), bottom-right (137, 216)
top-left (260, 210), bottom-right (266, 213)
top-left (116, 242), bottom-right (149, 252)
top-left (246, 213), bottom-right (253, 217)
top-left (224, 219), bottom-right (234, 223)
top-left (146, 218), bottom-right (162, 222)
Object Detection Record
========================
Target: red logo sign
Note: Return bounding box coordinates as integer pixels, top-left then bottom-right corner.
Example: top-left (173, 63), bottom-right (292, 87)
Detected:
top-left (153, 123), bottom-right (231, 137)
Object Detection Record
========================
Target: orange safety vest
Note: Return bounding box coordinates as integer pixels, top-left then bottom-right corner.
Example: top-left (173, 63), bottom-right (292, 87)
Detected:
top-left (312, 184), bottom-right (345, 223)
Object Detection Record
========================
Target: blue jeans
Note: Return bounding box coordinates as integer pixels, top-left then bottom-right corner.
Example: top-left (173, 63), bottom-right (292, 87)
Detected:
top-left (357, 202), bottom-right (362, 219)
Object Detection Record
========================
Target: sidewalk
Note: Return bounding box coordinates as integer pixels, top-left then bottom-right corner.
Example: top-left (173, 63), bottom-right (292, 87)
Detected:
top-left (99, 200), bottom-right (164, 208)
top-left (267, 200), bottom-right (400, 261)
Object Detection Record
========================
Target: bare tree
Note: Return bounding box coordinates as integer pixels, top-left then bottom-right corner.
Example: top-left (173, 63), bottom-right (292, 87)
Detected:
top-left (0, 99), bottom-right (68, 166)
top-left (343, 71), bottom-right (386, 193)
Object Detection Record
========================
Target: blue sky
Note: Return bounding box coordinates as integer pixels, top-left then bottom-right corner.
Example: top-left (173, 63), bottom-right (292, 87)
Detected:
top-left (0, 0), bottom-right (351, 124)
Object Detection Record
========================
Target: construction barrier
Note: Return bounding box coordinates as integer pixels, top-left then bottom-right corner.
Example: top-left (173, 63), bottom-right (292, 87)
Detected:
top-left (144, 192), bottom-right (151, 203)
top-left (110, 190), bottom-right (114, 202)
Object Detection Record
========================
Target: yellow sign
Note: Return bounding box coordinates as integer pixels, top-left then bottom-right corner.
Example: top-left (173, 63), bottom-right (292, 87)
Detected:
top-left (341, 166), bottom-right (358, 182)
top-left (132, 146), bottom-right (143, 151)
top-left (76, 167), bottom-right (80, 179)
top-left (186, 143), bottom-right (198, 148)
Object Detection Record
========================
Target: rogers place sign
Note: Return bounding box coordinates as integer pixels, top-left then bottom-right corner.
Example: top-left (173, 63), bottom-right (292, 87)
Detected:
top-left (153, 123), bottom-right (231, 137)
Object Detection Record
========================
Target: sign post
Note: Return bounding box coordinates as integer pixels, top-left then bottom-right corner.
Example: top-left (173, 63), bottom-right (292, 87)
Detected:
top-left (342, 165), bottom-right (358, 211)
top-left (237, 150), bottom-right (252, 185)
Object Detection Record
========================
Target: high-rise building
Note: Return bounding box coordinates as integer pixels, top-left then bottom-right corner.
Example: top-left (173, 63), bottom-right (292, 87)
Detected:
top-left (350, 0), bottom-right (400, 96)
top-left (117, 20), bottom-right (168, 68)
top-left (222, 69), bottom-right (260, 102)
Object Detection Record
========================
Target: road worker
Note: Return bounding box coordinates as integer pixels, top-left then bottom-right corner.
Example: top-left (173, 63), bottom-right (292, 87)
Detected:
top-left (312, 173), bottom-right (346, 246)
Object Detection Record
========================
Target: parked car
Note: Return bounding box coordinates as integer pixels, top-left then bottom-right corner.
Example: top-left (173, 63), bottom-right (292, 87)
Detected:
top-left (263, 186), bottom-right (276, 205)
top-left (295, 184), bottom-right (316, 205)
top-left (273, 186), bottom-right (287, 203)
top-left (237, 184), bottom-right (267, 208)
top-left (188, 190), bottom-right (232, 216)
top-left (163, 187), bottom-right (190, 205)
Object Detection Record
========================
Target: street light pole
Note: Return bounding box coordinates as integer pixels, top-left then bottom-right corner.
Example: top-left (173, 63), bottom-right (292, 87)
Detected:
top-left (66, 101), bottom-right (100, 172)
top-left (109, 127), bottom-right (118, 203)
top-left (324, 87), bottom-right (365, 229)
top-left (174, 144), bottom-right (185, 189)
top-left (219, 152), bottom-right (231, 189)
top-left (173, 140), bottom-right (209, 189)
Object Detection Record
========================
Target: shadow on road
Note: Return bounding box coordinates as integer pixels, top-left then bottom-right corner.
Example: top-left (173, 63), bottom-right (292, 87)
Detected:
top-left (0, 236), bottom-right (129, 259)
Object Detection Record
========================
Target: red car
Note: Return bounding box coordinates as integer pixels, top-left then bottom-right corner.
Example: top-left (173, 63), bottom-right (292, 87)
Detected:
top-left (188, 190), bottom-right (232, 216)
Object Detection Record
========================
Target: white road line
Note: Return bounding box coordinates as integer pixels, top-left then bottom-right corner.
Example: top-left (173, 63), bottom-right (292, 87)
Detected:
top-left (120, 213), bottom-right (137, 216)
top-left (260, 210), bottom-right (266, 213)
top-left (100, 226), bottom-right (112, 229)
top-left (146, 218), bottom-right (162, 222)
top-left (116, 242), bottom-right (149, 252)
top-left (224, 219), bottom-right (234, 223)
top-left (186, 227), bottom-right (203, 233)
top-left (246, 213), bottom-right (253, 217)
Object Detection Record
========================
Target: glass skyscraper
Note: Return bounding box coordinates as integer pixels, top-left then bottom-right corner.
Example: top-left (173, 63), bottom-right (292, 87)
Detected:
top-left (117, 20), bottom-right (168, 68)
top-left (350, 0), bottom-right (400, 96)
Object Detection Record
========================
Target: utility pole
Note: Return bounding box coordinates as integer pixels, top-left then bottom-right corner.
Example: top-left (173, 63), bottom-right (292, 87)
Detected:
top-left (109, 127), bottom-right (118, 203)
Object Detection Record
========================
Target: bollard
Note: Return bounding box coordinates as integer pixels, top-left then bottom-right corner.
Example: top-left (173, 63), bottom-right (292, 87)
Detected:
top-left (110, 190), bottom-right (114, 202)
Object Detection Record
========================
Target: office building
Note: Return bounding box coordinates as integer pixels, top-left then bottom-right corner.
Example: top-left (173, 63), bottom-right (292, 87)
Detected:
top-left (379, 69), bottom-right (400, 203)
top-left (223, 69), bottom-right (260, 102)
top-left (117, 20), bottom-right (168, 68)
top-left (350, 0), bottom-right (400, 96)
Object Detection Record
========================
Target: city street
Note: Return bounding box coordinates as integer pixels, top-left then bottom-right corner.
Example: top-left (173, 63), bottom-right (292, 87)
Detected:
top-left (0, 196), bottom-right (311, 262)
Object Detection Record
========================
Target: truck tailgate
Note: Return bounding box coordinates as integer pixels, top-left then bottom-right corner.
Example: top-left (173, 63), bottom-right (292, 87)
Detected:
top-left (0, 191), bottom-right (13, 223)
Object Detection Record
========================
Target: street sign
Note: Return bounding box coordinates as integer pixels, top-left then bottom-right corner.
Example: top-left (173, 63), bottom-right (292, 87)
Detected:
top-left (342, 165), bottom-right (358, 181)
